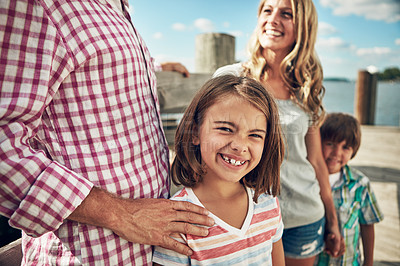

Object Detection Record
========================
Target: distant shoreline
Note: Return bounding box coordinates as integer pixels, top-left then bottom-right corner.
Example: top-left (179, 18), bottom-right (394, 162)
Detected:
top-left (324, 78), bottom-right (400, 83)
top-left (324, 77), bottom-right (351, 82)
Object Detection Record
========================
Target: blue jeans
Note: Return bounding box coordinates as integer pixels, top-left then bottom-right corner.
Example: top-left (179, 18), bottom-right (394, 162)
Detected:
top-left (282, 217), bottom-right (326, 258)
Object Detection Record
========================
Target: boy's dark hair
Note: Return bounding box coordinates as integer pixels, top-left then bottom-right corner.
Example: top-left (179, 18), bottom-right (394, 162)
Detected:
top-left (171, 75), bottom-right (284, 202)
top-left (320, 113), bottom-right (361, 158)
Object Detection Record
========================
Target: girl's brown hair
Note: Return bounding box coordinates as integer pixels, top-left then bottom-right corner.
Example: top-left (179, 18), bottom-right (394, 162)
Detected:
top-left (171, 75), bottom-right (284, 201)
top-left (245, 0), bottom-right (325, 125)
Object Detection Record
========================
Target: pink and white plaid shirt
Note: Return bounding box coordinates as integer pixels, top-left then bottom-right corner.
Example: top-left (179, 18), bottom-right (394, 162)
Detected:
top-left (0, 0), bottom-right (170, 264)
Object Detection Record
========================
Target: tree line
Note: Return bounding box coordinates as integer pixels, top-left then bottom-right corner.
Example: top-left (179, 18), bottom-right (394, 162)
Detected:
top-left (378, 67), bottom-right (400, 81)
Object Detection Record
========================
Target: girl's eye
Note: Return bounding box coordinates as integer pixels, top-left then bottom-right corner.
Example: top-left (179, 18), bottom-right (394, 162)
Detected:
top-left (217, 127), bottom-right (233, 133)
top-left (250, 133), bottom-right (264, 139)
top-left (324, 142), bottom-right (333, 146)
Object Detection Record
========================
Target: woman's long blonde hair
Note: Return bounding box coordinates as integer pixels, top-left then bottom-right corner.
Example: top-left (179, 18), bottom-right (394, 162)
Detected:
top-left (245, 0), bottom-right (325, 125)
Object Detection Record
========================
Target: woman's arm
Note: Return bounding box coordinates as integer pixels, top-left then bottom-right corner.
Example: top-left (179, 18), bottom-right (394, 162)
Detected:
top-left (271, 239), bottom-right (285, 265)
top-left (305, 126), bottom-right (340, 256)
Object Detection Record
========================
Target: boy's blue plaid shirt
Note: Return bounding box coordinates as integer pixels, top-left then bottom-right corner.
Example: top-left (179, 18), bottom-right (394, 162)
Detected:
top-left (316, 165), bottom-right (384, 265)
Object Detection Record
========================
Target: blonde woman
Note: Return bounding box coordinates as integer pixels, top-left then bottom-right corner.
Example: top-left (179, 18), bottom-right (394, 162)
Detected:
top-left (214, 0), bottom-right (341, 265)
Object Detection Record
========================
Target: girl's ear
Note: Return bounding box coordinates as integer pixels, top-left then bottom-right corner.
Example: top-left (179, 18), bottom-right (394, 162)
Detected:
top-left (192, 125), bottom-right (200, 145)
top-left (192, 136), bottom-right (200, 145)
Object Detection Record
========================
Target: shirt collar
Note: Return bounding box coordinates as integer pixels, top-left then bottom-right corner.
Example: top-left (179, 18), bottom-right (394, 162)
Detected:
top-left (106, 0), bottom-right (130, 14)
top-left (332, 165), bottom-right (356, 189)
top-left (343, 164), bottom-right (356, 182)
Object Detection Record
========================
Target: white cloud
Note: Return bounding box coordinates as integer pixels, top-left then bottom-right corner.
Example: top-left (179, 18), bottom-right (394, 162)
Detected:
top-left (318, 22), bottom-right (338, 35)
top-left (356, 47), bottom-right (391, 56)
top-left (320, 0), bottom-right (400, 23)
top-left (396, 38), bottom-right (400, 45)
top-left (320, 56), bottom-right (348, 65)
top-left (317, 37), bottom-right (352, 50)
top-left (194, 18), bottom-right (215, 32)
top-left (356, 47), bottom-right (400, 74)
top-left (153, 32), bottom-right (163, 39)
top-left (228, 30), bottom-right (244, 37)
top-left (172, 23), bottom-right (187, 31)
top-left (355, 47), bottom-right (400, 70)
top-left (223, 22), bottom-right (230, 28)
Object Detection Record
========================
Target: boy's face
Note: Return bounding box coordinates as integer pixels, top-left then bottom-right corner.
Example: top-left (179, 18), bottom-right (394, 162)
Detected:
top-left (322, 140), bottom-right (353, 174)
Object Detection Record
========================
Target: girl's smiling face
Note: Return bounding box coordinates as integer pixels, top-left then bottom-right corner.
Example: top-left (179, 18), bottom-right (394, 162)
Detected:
top-left (193, 95), bottom-right (267, 184)
top-left (257, 0), bottom-right (296, 56)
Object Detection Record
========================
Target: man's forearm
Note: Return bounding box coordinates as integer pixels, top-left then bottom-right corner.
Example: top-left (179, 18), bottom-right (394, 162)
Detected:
top-left (68, 186), bottom-right (121, 231)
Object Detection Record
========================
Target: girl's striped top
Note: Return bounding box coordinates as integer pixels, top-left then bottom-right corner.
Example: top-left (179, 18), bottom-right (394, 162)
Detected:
top-left (153, 186), bottom-right (283, 265)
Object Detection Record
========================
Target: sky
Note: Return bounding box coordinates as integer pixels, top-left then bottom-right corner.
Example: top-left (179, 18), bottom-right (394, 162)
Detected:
top-left (128, 0), bottom-right (400, 80)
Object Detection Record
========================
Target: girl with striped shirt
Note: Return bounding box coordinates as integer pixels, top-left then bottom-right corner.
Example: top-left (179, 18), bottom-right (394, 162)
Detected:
top-left (153, 75), bottom-right (285, 265)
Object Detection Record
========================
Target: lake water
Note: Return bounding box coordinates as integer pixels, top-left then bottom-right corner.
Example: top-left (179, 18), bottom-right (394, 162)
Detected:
top-left (161, 81), bottom-right (400, 128)
top-left (323, 81), bottom-right (400, 127)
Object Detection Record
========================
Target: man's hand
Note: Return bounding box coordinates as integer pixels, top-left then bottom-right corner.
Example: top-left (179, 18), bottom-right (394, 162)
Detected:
top-left (68, 187), bottom-right (214, 256)
top-left (160, 62), bottom-right (190, 77)
top-left (111, 197), bottom-right (214, 256)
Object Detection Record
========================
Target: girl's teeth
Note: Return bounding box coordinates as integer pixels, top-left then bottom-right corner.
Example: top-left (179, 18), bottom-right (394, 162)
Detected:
top-left (222, 155), bottom-right (245, 166)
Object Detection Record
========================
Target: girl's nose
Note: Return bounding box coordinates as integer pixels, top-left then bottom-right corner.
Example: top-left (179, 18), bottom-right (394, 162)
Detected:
top-left (230, 136), bottom-right (248, 153)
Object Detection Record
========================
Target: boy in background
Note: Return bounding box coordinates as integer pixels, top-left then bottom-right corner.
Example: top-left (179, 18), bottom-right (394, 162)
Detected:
top-left (316, 113), bottom-right (384, 265)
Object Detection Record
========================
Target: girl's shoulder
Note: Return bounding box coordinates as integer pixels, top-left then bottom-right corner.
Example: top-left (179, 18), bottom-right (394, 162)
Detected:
top-left (170, 187), bottom-right (203, 206)
top-left (252, 191), bottom-right (281, 218)
top-left (258, 192), bottom-right (278, 201)
top-left (170, 187), bottom-right (190, 201)
top-left (252, 189), bottom-right (279, 205)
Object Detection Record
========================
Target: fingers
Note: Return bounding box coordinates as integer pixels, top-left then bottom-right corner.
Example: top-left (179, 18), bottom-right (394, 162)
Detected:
top-left (170, 201), bottom-right (214, 237)
top-left (173, 200), bottom-right (209, 215)
top-left (331, 235), bottom-right (341, 256)
top-left (337, 237), bottom-right (346, 256)
top-left (161, 62), bottom-right (190, 77)
top-left (174, 63), bottom-right (189, 77)
top-left (162, 235), bottom-right (193, 256)
top-left (324, 232), bottom-right (343, 257)
top-left (113, 198), bottom-right (214, 254)
top-left (325, 228), bottom-right (342, 257)
top-left (173, 63), bottom-right (189, 77)
top-left (172, 201), bottom-right (214, 224)
top-left (167, 221), bottom-right (209, 239)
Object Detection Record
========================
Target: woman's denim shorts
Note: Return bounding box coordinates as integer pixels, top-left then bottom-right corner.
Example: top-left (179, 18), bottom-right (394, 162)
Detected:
top-left (282, 217), bottom-right (326, 258)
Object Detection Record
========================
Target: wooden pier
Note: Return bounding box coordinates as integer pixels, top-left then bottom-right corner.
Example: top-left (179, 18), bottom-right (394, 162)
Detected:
top-left (350, 126), bottom-right (400, 265)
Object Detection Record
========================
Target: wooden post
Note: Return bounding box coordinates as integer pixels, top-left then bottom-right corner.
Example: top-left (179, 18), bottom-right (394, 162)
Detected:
top-left (195, 33), bottom-right (235, 73)
top-left (354, 70), bottom-right (377, 125)
top-left (156, 72), bottom-right (211, 146)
